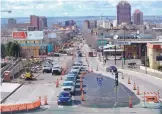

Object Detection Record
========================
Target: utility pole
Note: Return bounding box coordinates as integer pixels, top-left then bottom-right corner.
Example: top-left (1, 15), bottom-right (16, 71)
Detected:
top-left (115, 45), bottom-right (116, 65)
top-left (145, 47), bottom-right (147, 74)
top-left (114, 72), bottom-right (118, 107)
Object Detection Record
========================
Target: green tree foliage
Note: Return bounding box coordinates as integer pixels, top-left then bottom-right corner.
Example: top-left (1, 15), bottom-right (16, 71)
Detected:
top-left (1, 44), bottom-right (6, 58)
top-left (4, 42), bottom-right (22, 57)
top-left (10, 42), bottom-right (21, 57)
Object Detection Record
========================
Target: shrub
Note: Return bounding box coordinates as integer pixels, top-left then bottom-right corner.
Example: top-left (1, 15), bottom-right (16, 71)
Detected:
top-left (1, 63), bottom-right (7, 68)
top-left (158, 66), bottom-right (162, 71)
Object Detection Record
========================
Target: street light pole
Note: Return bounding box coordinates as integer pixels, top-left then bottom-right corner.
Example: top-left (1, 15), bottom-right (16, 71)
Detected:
top-left (145, 47), bottom-right (147, 74)
top-left (124, 27), bottom-right (126, 65)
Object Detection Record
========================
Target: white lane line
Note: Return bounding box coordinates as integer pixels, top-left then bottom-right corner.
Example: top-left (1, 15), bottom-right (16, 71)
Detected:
top-left (58, 105), bottom-right (64, 108)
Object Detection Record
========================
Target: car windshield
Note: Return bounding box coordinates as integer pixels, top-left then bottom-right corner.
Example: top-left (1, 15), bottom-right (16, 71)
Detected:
top-left (59, 92), bottom-right (70, 98)
top-left (73, 67), bottom-right (79, 69)
top-left (66, 77), bottom-right (75, 81)
top-left (63, 82), bottom-right (73, 86)
top-left (53, 67), bottom-right (60, 69)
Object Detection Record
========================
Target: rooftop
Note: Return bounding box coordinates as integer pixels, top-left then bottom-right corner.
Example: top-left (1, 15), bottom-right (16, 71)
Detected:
top-left (117, 0), bottom-right (130, 6)
top-left (134, 9), bottom-right (142, 14)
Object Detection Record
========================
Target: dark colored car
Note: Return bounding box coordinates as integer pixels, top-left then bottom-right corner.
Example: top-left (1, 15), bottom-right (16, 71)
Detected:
top-left (57, 91), bottom-right (72, 105)
top-left (106, 66), bottom-right (117, 72)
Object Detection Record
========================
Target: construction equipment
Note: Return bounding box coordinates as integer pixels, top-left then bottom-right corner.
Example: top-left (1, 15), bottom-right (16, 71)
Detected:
top-left (24, 68), bottom-right (34, 80)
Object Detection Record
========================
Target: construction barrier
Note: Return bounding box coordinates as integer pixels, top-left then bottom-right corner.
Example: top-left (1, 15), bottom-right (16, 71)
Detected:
top-left (142, 91), bottom-right (160, 103)
top-left (0, 98), bottom-right (41, 113)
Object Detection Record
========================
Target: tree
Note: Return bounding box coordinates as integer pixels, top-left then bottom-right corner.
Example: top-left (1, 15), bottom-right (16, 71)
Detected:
top-left (6, 41), bottom-right (22, 57)
top-left (11, 42), bottom-right (22, 57)
top-left (1, 44), bottom-right (6, 58)
top-left (6, 42), bottom-right (13, 56)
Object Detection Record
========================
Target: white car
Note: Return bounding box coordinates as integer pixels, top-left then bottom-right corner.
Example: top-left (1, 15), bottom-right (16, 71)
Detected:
top-left (71, 66), bottom-right (81, 73)
top-left (61, 81), bottom-right (75, 95)
top-left (43, 65), bottom-right (52, 73)
top-left (52, 65), bottom-right (62, 75)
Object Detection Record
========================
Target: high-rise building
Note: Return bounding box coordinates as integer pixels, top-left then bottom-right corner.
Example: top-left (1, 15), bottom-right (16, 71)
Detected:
top-left (39, 16), bottom-right (47, 27)
top-left (83, 20), bottom-right (90, 29)
top-left (30, 15), bottom-right (39, 29)
top-left (133, 9), bottom-right (143, 25)
top-left (38, 18), bottom-right (45, 31)
top-left (103, 20), bottom-right (111, 29)
top-left (117, 1), bottom-right (131, 25)
top-left (8, 18), bottom-right (16, 29)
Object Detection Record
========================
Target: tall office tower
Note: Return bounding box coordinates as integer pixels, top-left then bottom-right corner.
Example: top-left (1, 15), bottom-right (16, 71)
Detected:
top-left (117, 1), bottom-right (131, 25)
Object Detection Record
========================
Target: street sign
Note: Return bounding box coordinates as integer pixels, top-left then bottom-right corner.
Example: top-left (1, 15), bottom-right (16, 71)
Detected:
top-left (113, 41), bottom-right (131, 45)
top-left (97, 77), bottom-right (103, 86)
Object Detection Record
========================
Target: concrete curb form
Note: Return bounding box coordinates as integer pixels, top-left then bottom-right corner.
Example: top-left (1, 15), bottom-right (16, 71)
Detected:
top-left (1, 82), bottom-right (24, 104)
top-left (118, 69), bottom-right (162, 81)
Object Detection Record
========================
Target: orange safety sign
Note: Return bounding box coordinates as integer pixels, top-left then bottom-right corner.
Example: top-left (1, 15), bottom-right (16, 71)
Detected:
top-left (145, 96), bottom-right (158, 103)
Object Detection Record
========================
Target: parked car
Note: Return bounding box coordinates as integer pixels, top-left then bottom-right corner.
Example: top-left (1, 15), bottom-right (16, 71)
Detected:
top-left (57, 91), bottom-right (72, 105)
top-left (61, 81), bottom-right (75, 95)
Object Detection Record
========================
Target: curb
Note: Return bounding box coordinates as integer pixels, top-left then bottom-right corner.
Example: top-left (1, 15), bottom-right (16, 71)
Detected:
top-left (118, 69), bottom-right (162, 81)
top-left (1, 82), bottom-right (25, 104)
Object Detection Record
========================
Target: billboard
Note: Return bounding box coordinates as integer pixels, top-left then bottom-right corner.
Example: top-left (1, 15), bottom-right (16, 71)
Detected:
top-left (27, 31), bottom-right (43, 40)
top-left (48, 33), bottom-right (57, 38)
top-left (12, 31), bottom-right (27, 39)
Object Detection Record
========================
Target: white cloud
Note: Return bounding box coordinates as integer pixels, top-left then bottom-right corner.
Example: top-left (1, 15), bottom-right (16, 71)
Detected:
top-left (62, 12), bottom-right (69, 15)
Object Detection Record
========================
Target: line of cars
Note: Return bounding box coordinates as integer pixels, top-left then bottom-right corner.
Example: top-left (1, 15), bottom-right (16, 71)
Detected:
top-left (57, 48), bottom-right (88, 105)
top-left (42, 60), bottom-right (62, 75)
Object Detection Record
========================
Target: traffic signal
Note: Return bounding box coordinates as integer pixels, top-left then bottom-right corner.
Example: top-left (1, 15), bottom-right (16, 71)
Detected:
top-left (115, 72), bottom-right (118, 79)
top-left (115, 72), bottom-right (118, 86)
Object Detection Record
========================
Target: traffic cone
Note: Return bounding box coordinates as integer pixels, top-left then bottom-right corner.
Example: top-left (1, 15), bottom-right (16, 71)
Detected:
top-left (80, 84), bottom-right (83, 91)
top-left (39, 96), bottom-right (41, 105)
top-left (137, 86), bottom-right (140, 95)
top-left (133, 82), bottom-right (136, 90)
top-left (80, 77), bottom-right (82, 82)
top-left (56, 78), bottom-right (59, 88)
top-left (60, 75), bottom-right (62, 80)
top-left (91, 67), bottom-right (93, 72)
top-left (96, 66), bottom-right (98, 71)
top-left (61, 70), bottom-right (64, 75)
top-left (44, 96), bottom-right (48, 105)
top-left (81, 91), bottom-right (85, 101)
top-left (129, 97), bottom-right (133, 108)
top-left (128, 77), bottom-right (131, 84)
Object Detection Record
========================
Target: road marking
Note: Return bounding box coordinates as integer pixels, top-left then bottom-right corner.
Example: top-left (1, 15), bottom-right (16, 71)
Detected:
top-left (58, 105), bottom-right (64, 108)
top-left (72, 105), bottom-right (78, 107)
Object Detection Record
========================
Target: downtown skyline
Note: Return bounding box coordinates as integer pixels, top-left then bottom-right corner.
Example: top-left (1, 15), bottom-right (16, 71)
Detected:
top-left (1, 0), bottom-right (162, 18)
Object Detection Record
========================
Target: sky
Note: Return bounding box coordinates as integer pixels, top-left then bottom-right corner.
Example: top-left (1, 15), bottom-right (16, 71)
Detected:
top-left (1, 0), bottom-right (162, 17)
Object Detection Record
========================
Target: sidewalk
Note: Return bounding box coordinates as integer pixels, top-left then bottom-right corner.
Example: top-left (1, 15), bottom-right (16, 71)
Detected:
top-left (0, 83), bottom-right (23, 103)
top-left (96, 56), bottom-right (162, 79)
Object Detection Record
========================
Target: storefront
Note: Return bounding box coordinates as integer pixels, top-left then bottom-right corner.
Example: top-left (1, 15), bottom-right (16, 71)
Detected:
top-left (147, 43), bottom-right (162, 69)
